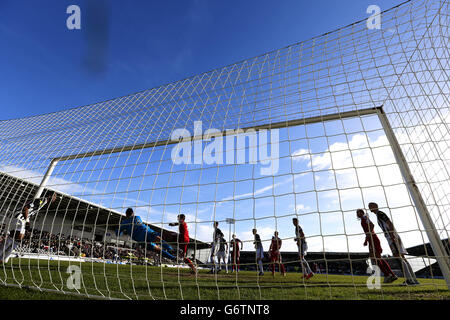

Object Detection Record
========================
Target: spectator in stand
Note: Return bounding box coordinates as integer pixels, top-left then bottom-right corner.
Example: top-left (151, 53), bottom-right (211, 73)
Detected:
top-left (0, 192), bottom-right (57, 264)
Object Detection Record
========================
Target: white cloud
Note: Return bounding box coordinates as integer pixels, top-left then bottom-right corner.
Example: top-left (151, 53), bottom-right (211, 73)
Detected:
top-left (288, 130), bottom-right (438, 253)
top-left (0, 164), bottom-right (98, 196)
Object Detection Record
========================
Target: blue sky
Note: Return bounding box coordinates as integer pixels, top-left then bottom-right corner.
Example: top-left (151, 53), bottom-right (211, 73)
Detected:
top-left (0, 0), bottom-right (403, 120)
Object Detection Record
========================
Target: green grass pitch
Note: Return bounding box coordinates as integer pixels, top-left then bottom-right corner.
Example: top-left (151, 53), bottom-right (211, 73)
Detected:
top-left (0, 259), bottom-right (448, 300)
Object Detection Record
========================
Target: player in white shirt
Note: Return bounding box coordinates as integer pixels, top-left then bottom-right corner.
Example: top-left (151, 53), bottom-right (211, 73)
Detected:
top-left (253, 228), bottom-right (264, 276)
top-left (0, 192), bottom-right (57, 264)
top-left (293, 218), bottom-right (313, 280)
top-left (216, 235), bottom-right (228, 273)
top-left (209, 221), bottom-right (224, 273)
top-left (368, 202), bottom-right (419, 286)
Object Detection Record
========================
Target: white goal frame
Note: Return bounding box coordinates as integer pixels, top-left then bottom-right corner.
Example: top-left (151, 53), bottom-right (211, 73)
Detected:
top-left (33, 106), bottom-right (450, 288)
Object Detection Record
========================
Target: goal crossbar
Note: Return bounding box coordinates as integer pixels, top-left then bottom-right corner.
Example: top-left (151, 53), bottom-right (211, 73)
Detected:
top-left (54, 107), bottom-right (383, 162)
top-left (34, 107), bottom-right (382, 199)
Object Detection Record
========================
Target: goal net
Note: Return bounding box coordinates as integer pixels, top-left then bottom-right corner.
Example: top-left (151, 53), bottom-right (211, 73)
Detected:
top-left (0, 0), bottom-right (449, 300)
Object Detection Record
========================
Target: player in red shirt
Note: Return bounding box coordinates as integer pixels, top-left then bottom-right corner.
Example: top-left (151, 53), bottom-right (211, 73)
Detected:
top-left (230, 234), bottom-right (243, 272)
top-left (357, 209), bottom-right (397, 283)
top-left (169, 214), bottom-right (196, 273)
top-left (269, 231), bottom-right (286, 276)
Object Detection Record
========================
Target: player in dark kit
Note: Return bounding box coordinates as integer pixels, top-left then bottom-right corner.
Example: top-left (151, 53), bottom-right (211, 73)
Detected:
top-left (357, 209), bottom-right (397, 283)
top-left (169, 214), bottom-right (197, 273)
top-left (292, 218), bottom-right (313, 280)
top-left (209, 221), bottom-right (224, 273)
top-left (253, 228), bottom-right (264, 276)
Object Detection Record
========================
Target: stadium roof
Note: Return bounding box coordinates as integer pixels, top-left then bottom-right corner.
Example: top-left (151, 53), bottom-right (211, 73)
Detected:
top-left (404, 238), bottom-right (450, 257)
top-left (0, 171), bottom-right (209, 249)
top-left (238, 250), bottom-right (370, 262)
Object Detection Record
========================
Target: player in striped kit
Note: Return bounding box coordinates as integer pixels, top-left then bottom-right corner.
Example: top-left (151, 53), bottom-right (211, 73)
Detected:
top-left (368, 202), bottom-right (419, 286)
top-left (0, 192), bottom-right (57, 264)
top-left (293, 218), bottom-right (313, 280)
top-left (253, 228), bottom-right (265, 276)
top-left (357, 209), bottom-right (397, 283)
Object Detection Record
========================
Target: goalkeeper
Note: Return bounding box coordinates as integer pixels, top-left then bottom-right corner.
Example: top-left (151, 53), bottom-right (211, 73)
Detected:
top-left (116, 208), bottom-right (175, 260)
